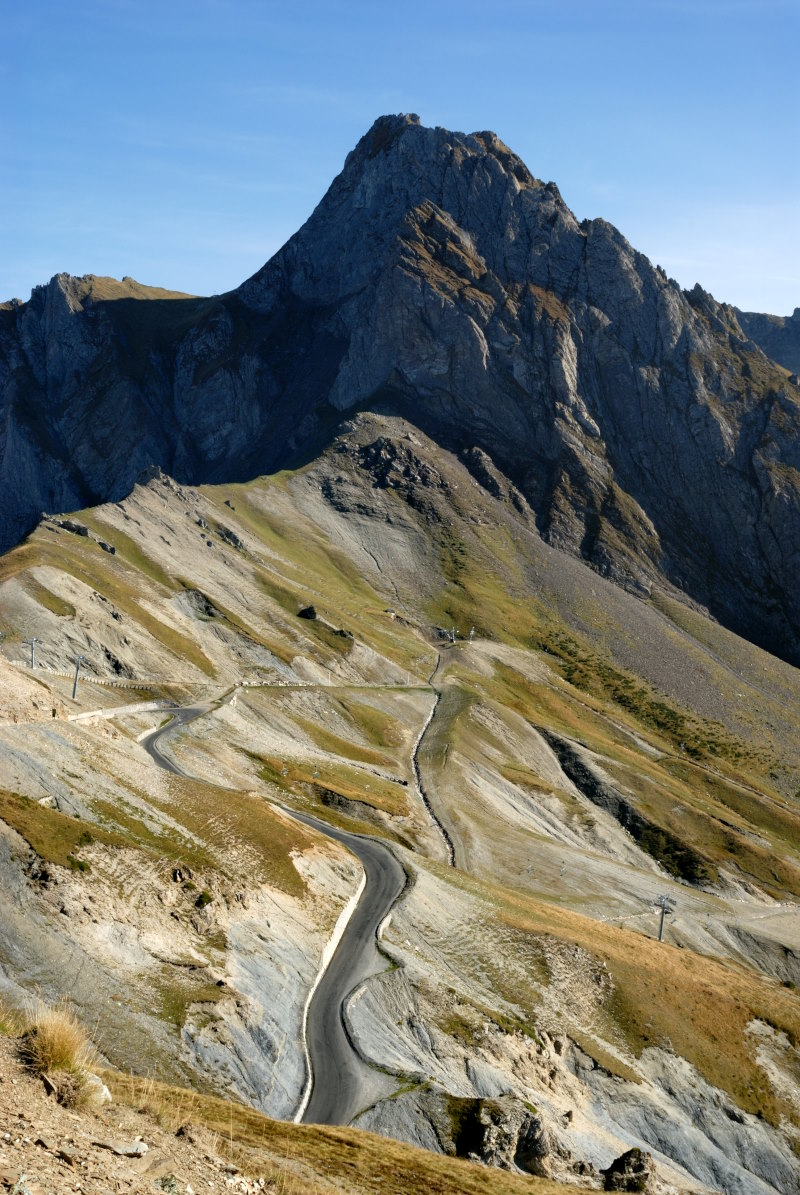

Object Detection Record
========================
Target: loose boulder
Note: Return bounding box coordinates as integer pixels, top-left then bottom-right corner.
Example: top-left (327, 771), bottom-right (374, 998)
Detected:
top-left (602, 1147), bottom-right (656, 1192)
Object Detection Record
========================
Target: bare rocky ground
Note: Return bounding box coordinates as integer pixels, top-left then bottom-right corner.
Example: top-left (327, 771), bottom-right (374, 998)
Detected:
top-left (0, 1028), bottom-right (581, 1195)
top-left (0, 416), bottom-right (799, 1192)
top-left (0, 1032), bottom-right (251, 1194)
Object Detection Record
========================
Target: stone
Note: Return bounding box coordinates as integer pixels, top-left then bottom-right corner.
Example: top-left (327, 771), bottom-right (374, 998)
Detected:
top-left (297, 605), bottom-right (317, 620)
top-left (93, 1139), bottom-right (148, 1157)
top-left (84, 1072), bottom-right (112, 1105)
top-left (435, 1095), bottom-right (551, 1176)
top-left (130, 1152), bottom-right (175, 1180)
top-left (602, 1146), bottom-right (657, 1192)
top-left (217, 525), bottom-right (244, 549)
top-left (57, 519), bottom-right (90, 537)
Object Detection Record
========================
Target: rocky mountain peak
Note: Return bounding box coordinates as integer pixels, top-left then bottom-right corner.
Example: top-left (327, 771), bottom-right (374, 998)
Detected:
top-left (238, 114), bottom-right (567, 310)
top-left (2, 116), bottom-right (800, 664)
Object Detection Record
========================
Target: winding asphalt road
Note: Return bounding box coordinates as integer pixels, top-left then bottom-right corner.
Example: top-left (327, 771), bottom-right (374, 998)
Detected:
top-left (139, 695), bottom-right (407, 1127)
top-left (290, 811), bottom-right (406, 1125)
top-left (140, 701), bottom-right (213, 776)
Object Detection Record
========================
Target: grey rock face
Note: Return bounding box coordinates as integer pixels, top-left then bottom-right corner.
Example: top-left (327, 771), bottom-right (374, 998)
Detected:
top-left (736, 306), bottom-right (800, 373)
top-left (602, 1146), bottom-right (656, 1191)
top-left (2, 115), bottom-right (800, 662)
top-left (358, 1088), bottom-right (553, 1176)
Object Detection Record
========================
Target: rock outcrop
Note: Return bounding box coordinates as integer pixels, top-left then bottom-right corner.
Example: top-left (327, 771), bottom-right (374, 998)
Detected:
top-left (736, 306), bottom-right (800, 374)
top-left (602, 1146), bottom-right (656, 1192)
top-left (2, 115), bottom-right (800, 662)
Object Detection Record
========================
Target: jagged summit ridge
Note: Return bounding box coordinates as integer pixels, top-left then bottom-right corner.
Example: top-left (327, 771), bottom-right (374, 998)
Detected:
top-left (240, 112), bottom-right (573, 310)
top-left (1, 115), bottom-right (799, 663)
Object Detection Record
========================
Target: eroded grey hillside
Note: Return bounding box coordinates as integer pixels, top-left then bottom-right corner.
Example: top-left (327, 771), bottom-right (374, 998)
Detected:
top-left (2, 113), bottom-right (799, 663)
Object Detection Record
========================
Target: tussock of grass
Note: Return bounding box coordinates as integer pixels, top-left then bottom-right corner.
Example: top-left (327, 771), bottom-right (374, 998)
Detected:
top-left (20, 999), bottom-right (94, 1076)
top-left (18, 999), bottom-right (97, 1107)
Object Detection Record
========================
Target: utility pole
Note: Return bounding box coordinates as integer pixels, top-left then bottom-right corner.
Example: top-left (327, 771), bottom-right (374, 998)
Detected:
top-left (72, 655), bottom-right (87, 700)
top-left (655, 894), bottom-right (676, 941)
top-left (24, 637), bottom-right (41, 669)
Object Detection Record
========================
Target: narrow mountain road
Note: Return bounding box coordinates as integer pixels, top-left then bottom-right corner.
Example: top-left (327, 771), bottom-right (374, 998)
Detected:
top-left (289, 811), bottom-right (406, 1125)
top-left (139, 692), bottom-right (406, 1127)
top-left (411, 649), bottom-right (457, 867)
top-left (411, 689), bottom-right (455, 866)
top-left (139, 700), bottom-right (220, 775)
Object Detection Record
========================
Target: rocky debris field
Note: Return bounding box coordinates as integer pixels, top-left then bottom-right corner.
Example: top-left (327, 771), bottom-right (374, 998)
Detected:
top-left (0, 1034), bottom-right (263, 1194)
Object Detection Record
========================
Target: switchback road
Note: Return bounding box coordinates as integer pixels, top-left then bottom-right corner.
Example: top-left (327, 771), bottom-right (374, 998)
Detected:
top-left (139, 696), bottom-right (407, 1127)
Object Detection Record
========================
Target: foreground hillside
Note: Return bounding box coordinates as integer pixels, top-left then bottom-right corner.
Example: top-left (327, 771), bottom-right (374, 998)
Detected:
top-left (0, 1021), bottom-right (573, 1195)
top-left (0, 413), bottom-right (799, 1192)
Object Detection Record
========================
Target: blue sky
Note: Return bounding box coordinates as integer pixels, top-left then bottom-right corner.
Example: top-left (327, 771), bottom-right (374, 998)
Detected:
top-left (3, 0), bottom-right (798, 313)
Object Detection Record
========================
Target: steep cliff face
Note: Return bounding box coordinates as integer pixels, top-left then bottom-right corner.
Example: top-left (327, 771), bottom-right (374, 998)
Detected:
top-left (2, 114), bottom-right (800, 662)
top-left (736, 305), bottom-right (800, 374)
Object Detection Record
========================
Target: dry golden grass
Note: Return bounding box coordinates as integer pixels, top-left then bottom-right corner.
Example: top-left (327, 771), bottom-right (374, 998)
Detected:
top-left (460, 657), bottom-right (800, 896)
top-left (334, 694), bottom-right (406, 748)
top-left (257, 753), bottom-right (409, 818)
top-left (69, 274), bottom-right (196, 303)
top-left (0, 998), bottom-right (22, 1037)
top-left (19, 573), bottom-right (77, 618)
top-left (107, 1071), bottom-right (572, 1194)
top-left (444, 866), bottom-right (800, 1128)
top-left (147, 776), bottom-right (315, 897)
top-left (0, 535), bottom-right (216, 676)
top-left (294, 714), bottom-right (395, 768)
top-left (19, 999), bottom-right (95, 1076)
top-left (17, 999), bottom-right (98, 1107)
top-left (0, 788), bottom-right (127, 870)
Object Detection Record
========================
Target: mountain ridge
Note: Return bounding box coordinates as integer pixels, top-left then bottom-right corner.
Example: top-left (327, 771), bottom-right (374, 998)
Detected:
top-left (2, 113), bottom-right (799, 666)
